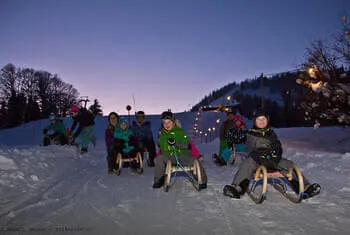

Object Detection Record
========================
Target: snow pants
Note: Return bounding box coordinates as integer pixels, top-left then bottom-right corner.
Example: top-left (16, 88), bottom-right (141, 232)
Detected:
top-left (78, 125), bottom-right (94, 149)
top-left (154, 152), bottom-right (207, 184)
top-left (231, 157), bottom-right (310, 187)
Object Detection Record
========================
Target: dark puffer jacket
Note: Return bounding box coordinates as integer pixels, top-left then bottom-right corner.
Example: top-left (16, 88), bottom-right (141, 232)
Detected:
top-left (245, 127), bottom-right (283, 169)
top-left (131, 120), bottom-right (153, 142)
top-left (70, 108), bottom-right (95, 138)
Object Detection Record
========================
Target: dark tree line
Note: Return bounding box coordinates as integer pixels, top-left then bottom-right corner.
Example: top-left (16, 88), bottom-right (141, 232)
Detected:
top-left (192, 71), bottom-right (309, 127)
top-left (0, 63), bottom-right (103, 129)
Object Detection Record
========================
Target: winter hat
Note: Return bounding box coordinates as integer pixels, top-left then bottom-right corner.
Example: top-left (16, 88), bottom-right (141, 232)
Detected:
top-left (49, 113), bottom-right (56, 121)
top-left (227, 108), bottom-right (235, 115)
top-left (234, 114), bottom-right (243, 122)
top-left (119, 118), bottom-right (128, 126)
top-left (136, 110), bottom-right (145, 117)
top-left (161, 110), bottom-right (174, 121)
top-left (70, 105), bottom-right (79, 113)
top-left (254, 108), bottom-right (269, 119)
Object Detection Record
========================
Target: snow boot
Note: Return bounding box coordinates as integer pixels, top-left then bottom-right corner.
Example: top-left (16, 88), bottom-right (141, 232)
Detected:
top-left (147, 158), bottom-right (155, 167)
top-left (223, 185), bottom-right (242, 199)
top-left (152, 177), bottom-right (165, 189)
top-left (198, 183), bottom-right (207, 190)
top-left (302, 183), bottom-right (321, 199)
top-left (80, 148), bottom-right (88, 154)
top-left (213, 154), bottom-right (226, 166)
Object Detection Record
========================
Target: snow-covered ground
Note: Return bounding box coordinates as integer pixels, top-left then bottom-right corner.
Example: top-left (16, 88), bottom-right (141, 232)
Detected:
top-left (0, 113), bottom-right (350, 235)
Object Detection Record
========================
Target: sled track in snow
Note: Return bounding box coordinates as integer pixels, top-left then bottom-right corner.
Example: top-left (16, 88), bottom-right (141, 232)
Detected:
top-left (0, 157), bottom-right (99, 227)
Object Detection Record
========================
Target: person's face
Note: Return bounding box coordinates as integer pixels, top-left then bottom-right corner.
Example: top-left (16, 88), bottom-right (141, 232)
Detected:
top-left (50, 119), bottom-right (56, 124)
top-left (71, 111), bottom-right (78, 117)
top-left (235, 120), bottom-right (241, 127)
top-left (227, 113), bottom-right (235, 120)
top-left (136, 114), bottom-right (145, 123)
top-left (120, 123), bottom-right (127, 130)
top-left (163, 119), bottom-right (175, 131)
top-left (109, 114), bottom-right (119, 127)
top-left (255, 116), bottom-right (268, 129)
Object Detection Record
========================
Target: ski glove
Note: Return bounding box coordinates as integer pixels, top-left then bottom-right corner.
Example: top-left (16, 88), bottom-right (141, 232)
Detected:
top-left (258, 151), bottom-right (281, 170)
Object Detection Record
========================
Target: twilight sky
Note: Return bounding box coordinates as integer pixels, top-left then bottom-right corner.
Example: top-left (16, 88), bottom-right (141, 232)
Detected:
top-left (1, 0), bottom-right (349, 115)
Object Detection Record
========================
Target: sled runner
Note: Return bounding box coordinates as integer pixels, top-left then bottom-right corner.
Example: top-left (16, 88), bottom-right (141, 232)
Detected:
top-left (163, 139), bottom-right (205, 192)
top-left (247, 164), bottom-right (304, 204)
top-left (115, 152), bottom-right (144, 175)
top-left (228, 144), bottom-right (248, 165)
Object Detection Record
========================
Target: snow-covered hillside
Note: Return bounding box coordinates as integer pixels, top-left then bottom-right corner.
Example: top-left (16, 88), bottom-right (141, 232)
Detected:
top-left (0, 113), bottom-right (350, 235)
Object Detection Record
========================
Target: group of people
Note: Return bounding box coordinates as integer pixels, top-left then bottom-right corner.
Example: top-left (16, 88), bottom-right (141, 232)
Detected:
top-left (43, 106), bottom-right (321, 200)
top-left (105, 111), bottom-right (157, 174)
top-left (104, 110), bottom-right (207, 188)
top-left (42, 106), bottom-right (95, 154)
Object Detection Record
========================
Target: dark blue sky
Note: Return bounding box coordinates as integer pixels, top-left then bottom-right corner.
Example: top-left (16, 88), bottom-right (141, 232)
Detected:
top-left (1, 0), bottom-right (349, 114)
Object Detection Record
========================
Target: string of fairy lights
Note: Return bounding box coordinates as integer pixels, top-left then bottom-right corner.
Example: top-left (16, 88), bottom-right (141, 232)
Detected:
top-left (192, 95), bottom-right (235, 143)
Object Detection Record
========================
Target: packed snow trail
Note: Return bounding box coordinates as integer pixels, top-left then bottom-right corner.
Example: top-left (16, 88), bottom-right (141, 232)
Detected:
top-left (1, 130), bottom-right (350, 234)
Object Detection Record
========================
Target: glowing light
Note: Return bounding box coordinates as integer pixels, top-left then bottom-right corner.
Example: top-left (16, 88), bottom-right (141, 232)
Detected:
top-left (208, 128), bottom-right (211, 132)
top-left (308, 66), bottom-right (317, 79)
top-left (212, 127), bottom-right (216, 131)
top-left (216, 118), bottom-right (220, 123)
top-left (227, 96), bottom-right (231, 101)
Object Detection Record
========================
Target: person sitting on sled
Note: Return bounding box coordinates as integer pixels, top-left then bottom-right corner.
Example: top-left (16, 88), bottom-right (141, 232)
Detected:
top-left (43, 113), bottom-right (67, 146)
top-left (105, 112), bottom-right (121, 174)
top-left (152, 112), bottom-right (207, 189)
top-left (227, 114), bottom-right (247, 151)
top-left (156, 111), bottom-right (203, 160)
top-left (214, 110), bottom-right (246, 165)
top-left (69, 105), bottom-right (95, 154)
top-left (131, 110), bottom-right (157, 167)
top-left (113, 119), bottom-right (142, 172)
top-left (223, 108), bottom-right (321, 199)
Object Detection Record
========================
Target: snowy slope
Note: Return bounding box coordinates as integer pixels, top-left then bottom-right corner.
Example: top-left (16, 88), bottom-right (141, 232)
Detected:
top-left (0, 114), bottom-right (350, 235)
top-left (208, 85), bottom-right (284, 108)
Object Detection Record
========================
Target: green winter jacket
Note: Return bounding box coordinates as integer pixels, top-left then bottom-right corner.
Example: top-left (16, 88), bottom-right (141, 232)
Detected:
top-left (44, 119), bottom-right (66, 135)
top-left (158, 125), bottom-right (190, 156)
